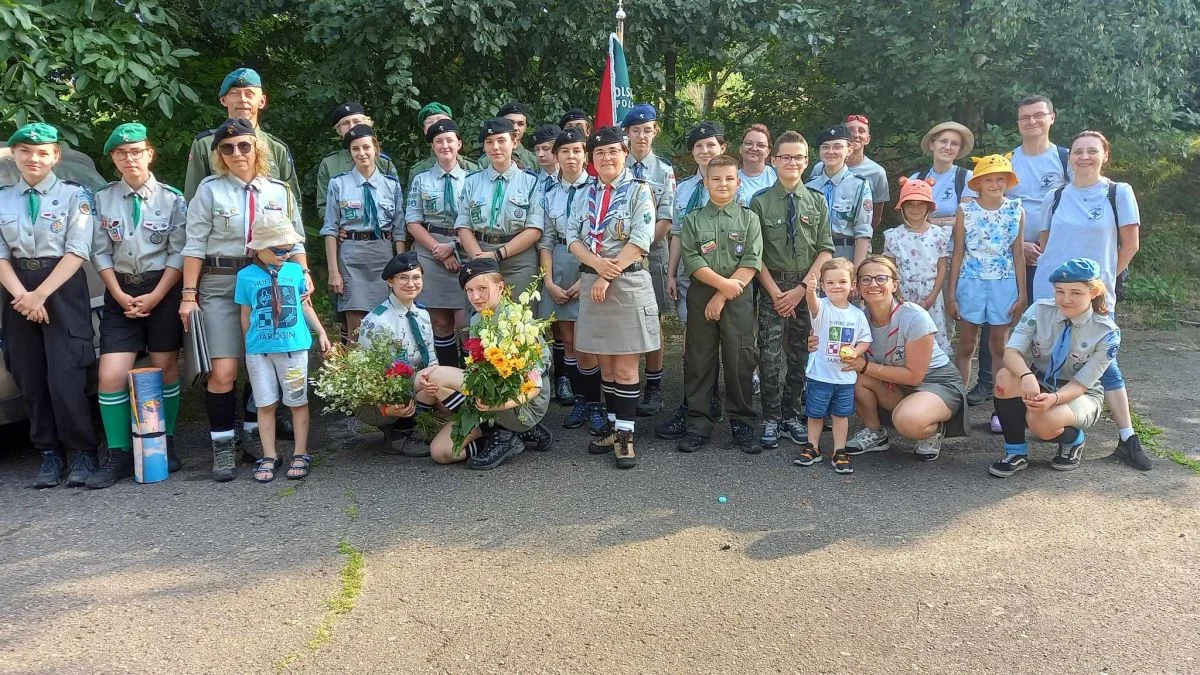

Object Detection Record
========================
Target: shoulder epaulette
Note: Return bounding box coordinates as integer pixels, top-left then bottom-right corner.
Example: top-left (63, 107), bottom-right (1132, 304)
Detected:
top-left (162, 184), bottom-right (184, 197)
top-left (630, 177), bottom-right (648, 184)
top-left (265, 176), bottom-right (289, 187)
top-left (370, 303), bottom-right (389, 316)
top-left (522, 169), bottom-right (537, 178)
top-left (62, 179), bottom-right (85, 187)
top-left (380, 173), bottom-right (400, 184)
top-left (94, 180), bottom-right (119, 194)
top-left (379, 152), bottom-right (392, 161)
top-left (806, 185), bottom-right (824, 197)
top-left (750, 185), bottom-right (772, 200)
top-left (850, 172), bottom-right (868, 182)
top-left (198, 175), bottom-right (221, 187)
top-left (657, 155), bottom-right (673, 167)
top-left (262, 130), bottom-right (291, 149)
top-left (332, 170), bottom-right (352, 179)
top-left (194, 128), bottom-right (216, 141)
top-left (322, 149), bottom-right (343, 160)
top-left (414, 301), bottom-right (426, 310)
top-left (465, 169), bottom-right (484, 178)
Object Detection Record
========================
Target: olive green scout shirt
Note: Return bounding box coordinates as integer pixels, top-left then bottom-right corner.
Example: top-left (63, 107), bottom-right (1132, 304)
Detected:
top-left (681, 201), bottom-right (763, 280)
top-left (749, 182), bottom-right (834, 275)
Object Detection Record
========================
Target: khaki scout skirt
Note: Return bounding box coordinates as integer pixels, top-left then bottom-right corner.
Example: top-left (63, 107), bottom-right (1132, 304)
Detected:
top-left (537, 242), bottom-right (580, 322)
top-left (576, 269), bottom-right (661, 355)
top-left (197, 273), bottom-right (243, 359)
top-left (415, 225), bottom-right (467, 310)
top-left (477, 239), bottom-right (539, 302)
top-left (337, 238), bottom-right (393, 313)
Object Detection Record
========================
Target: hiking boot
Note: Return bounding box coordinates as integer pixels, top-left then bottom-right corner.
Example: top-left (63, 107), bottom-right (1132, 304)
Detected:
top-left (914, 424), bottom-right (945, 462)
top-left (468, 428), bottom-right (524, 470)
top-left (614, 430), bottom-right (637, 469)
top-left (586, 402), bottom-right (609, 436)
top-left (831, 450), bottom-right (854, 474)
top-left (238, 428), bottom-right (262, 463)
top-left (676, 432), bottom-right (709, 454)
top-left (988, 454), bottom-right (1028, 478)
top-left (86, 450), bottom-right (134, 489)
top-left (520, 423), bottom-right (553, 452)
top-left (65, 450), bottom-right (98, 487)
top-left (654, 404), bottom-right (687, 440)
top-left (32, 450), bottom-right (65, 489)
top-left (793, 443), bottom-right (822, 466)
top-left (760, 420), bottom-right (780, 450)
top-left (563, 395), bottom-right (588, 429)
top-left (1115, 435), bottom-right (1152, 471)
top-left (845, 427), bottom-right (890, 455)
top-left (166, 436), bottom-right (182, 473)
top-left (212, 436), bottom-right (236, 482)
top-left (966, 381), bottom-right (992, 406)
top-left (588, 427), bottom-right (618, 455)
top-left (555, 376), bottom-right (574, 406)
top-left (731, 420), bottom-right (758, 454)
top-left (780, 418), bottom-right (808, 446)
top-left (1051, 435), bottom-right (1085, 471)
top-left (636, 383), bottom-right (663, 417)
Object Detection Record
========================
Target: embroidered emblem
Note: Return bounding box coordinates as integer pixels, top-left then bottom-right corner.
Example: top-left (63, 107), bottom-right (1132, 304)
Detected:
top-left (700, 240), bottom-right (717, 255)
top-left (50, 219), bottom-right (65, 233)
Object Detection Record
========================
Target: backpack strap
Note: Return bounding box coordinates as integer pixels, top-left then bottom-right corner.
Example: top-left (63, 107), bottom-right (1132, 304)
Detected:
top-left (1057, 145), bottom-right (1070, 176)
top-left (1108, 181), bottom-right (1121, 249)
top-left (918, 167), bottom-right (931, 182)
top-left (954, 165), bottom-right (967, 202)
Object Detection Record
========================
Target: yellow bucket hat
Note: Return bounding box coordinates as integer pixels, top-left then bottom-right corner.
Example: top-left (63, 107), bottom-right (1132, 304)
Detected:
top-left (967, 153), bottom-right (1019, 191)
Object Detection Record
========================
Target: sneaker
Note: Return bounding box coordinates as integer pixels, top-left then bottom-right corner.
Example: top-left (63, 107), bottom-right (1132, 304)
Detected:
top-left (636, 383), bottom-right (663, 417)
top-left (468, 429), bottom-right (525, 470)
top-left (65, 451), bottom-right (98, 487)
top-left (586, 402), bottom-right (610, 436)
top-left (86, 449), bottom-right (135, 489)
top-left (676, 432), bottom-right (709, 453)
top-left (519, 423), bottom-right (553, 452)
top-left (988, 454), bottom-right (1028, 478)
top-left (1051, 435), bottom-right (1085, 471)
top-left (166, 436), bottom-right (182, 473)
top-left (212, 436), bottom-right (236, 482)
top-left (990, 414), bottom-right (1002, 434)
top-left (760, 420), bottom-right (780, 450)
top-left (555, 376), bottom-right (574, 406)
top-left (654, 404), bottom-right (688, 440)
top-left (793, 443), bottom-right (823, 466)
top-left (563, 395), bottom-right (587, 429)
top-left (614, 430), bottom-right (637, 469)
top-left (845, 427), bottom-right (890, 455)
top-left (32, 450), bottom-right (65, 489)
top-left (731, 420), bottom-right (758, 454)
top-left (831, 450), bottom-right (854, 474)
top-left (1115, 435), bottom-right (1153, 471)
top-left (966, 381), bottom-right (992, 406)
top-left (780, 418), bottom-right (808, 446)
top-left (914, 424), bottom-right (944, 462)
top-left (587, 428), bottom-right (617, 455)
top-left (238, 427), bottom-right (262, 464)
top-left (752, 371), bottom-right (761, 395)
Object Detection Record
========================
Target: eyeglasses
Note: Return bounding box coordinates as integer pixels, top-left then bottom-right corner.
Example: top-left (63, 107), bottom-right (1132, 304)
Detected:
top-left (627, 127), bottom-right (656, 137)
top-left (1017, 112), bottom-right (1051, 124)
top-left (111, 148), bottom-right (147, 161)
top-left (392, 274), bottom-right (423, 285)
top-left (268, 247), bottom-right (292, 257)
top-left (845, 114), bottom-right (870, 125)
top-left (858, 274), bottom-right (894, 286)
top-left (218, 141), bottom-right (254, 156)
top-left (775, 154), bottom-right (808, 164)
top-left (741, 141), bottom-right (769, 150)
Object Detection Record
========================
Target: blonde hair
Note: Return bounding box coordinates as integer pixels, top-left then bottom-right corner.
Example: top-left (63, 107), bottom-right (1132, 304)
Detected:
top-left (1085, 279), bottom-right (1110, 314)
top-left (211, 136), bottom-right (270, 178)
top-left (820, 257), bottom-right (856, 282)
top-left (856, 254), bottom-right (906, 302)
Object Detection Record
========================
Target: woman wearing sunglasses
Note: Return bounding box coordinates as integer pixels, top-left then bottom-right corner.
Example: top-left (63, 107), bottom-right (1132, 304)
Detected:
top-left (180, 118), bottom-right (310, 482)
top-left (825, 255), bottom-right (969, 462)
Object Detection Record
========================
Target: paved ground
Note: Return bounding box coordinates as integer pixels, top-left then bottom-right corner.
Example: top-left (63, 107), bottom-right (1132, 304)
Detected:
top-left (1, 326), bottom-right (1198, 674)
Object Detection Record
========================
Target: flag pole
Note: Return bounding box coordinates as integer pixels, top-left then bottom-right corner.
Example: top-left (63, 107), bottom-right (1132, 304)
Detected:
top-left (616, 0), bottom-right (626, 43)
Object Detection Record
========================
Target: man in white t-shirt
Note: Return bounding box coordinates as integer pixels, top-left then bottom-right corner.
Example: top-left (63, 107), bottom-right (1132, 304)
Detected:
top-left (810, 114), bottom-right (889, 227)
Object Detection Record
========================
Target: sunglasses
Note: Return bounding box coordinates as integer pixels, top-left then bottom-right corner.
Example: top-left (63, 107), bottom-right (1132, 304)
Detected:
top-left (858, 275), bottom-right (894, 286)
top-left (218, 141), bottom-right (254, 156)
top-left (268, 247), bottom-right (292, 257)
top-left (845, 114), bottom-right (870, 125)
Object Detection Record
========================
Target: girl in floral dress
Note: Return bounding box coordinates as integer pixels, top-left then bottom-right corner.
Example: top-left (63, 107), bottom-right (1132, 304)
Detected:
top-left (884, 177), bottom-right (951, 353)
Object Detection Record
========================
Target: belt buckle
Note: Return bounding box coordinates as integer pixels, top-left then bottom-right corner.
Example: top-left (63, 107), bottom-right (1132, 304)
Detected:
top-left (127, 273), bottom-right (144, 285)
top-left (29, 259), bottom-right (43, 270)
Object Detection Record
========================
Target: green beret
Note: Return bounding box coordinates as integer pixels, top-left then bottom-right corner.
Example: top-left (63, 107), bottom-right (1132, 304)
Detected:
top-left (7, 123), bottom-right (58, 147)
top-left (417, 102), bottom-right (452, 126)
top-left (104, 122), bottom-right (148, 154)
top-left (219, 68), bottom-right (262, 97)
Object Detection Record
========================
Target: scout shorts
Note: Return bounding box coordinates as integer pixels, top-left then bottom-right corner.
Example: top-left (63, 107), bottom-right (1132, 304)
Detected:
top-left (99, 275), bottom-right (183, 354)
top-left (246, 351), bottom-right (310, 408)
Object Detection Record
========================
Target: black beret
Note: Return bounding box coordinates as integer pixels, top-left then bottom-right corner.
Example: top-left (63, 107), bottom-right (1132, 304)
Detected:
top-left (813, 125), bottom-right (853, 146)
top-left (458, 257), bottom-right (501, 289)
top-left (586, 126), bottom-right (626, 153)
top-left (685, 121), bottom-right (724, 151)
top-left (381, 252), bottom-right (422, 280)
top-left (559, 108), bottom-right (588, 127)
top-left (479, 117), bottom-right (516, 143)
top-left (342, 124), bottom-right (375, 150)
top-left (530, 124), bottom-right (562, 147)
top-left (553, 127), bottom-right (586, 152)
top-left (330, 101), bottom-right (365, 126)
top-left (210, 118), bottom-right (256, 150)
top-left (425, 119), bottom-right (459, 144)
top-left (497, 101), bottom-right (528, 118)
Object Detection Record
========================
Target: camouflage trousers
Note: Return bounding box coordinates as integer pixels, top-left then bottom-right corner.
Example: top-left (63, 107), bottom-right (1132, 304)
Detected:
top-left (757, 275), bottom-right (812, 421)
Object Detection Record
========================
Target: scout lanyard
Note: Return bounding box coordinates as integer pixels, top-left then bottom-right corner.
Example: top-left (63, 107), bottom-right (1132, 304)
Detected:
top-left (442, 169), bottom-right (458, 220)
top-left (487, 171), bottom-right (509, 230)
top-left (243, 180), bottom-right (257, 251)
top-left (864, 301), bottom-right (904, 364)
top-left (253, 259), bottom-right (284, 328)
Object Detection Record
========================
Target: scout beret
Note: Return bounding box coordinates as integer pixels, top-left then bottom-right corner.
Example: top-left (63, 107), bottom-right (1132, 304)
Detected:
top-left (342, 124), bottom-right (375, 150)
top-left (103, 122), bottom-right (148, 154)
top-left (7, 122), bottom-right (58, 147)
top-left (497, 101), bottom-right (528, 118)
top-left (330, 101), bottom-right (365, 126)
top-left (1049, 258), bottom-right (1101, 284)
top-left (209, 118), bottom-right (256, 150)
top-left (425, 119), bottom-right (459, 144)
top-left (559, 108), bottom-right (588, 127)
top-left (479, 117), bottom-right (516, 143)
top-left (685, 121), bottom-right (724, 151)
top-left (417, 101), bottom-right (452, 125)
top-left (458, 257), bottom-right (501, 289)
top-left (813, 125), bottom-right (852, 146)
top-left (382, 252), bottom-right (423, 280)
top-left (219, 68), bottom-right (262, 97)
top-left (622, 103), bottom-right (657, 128)
top-left (586, 126), bottom-right (626, 153)
top-left (553, 127), bottom-right (586, 152)
top-left (531, 124), bottom-right (562, 147)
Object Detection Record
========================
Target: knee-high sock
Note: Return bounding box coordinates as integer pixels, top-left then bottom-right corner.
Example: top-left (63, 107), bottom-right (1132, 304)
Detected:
top-left (206, 389), bottom-right (238, 435)
top-left (552, 340), bottom-right (565, 378)
top-left (163, 381), bottom-right (181, 436)
top-left (602, 380), bottom-right (617, 423)
top-left (577, 364), bottom-right (602, 403)
top-left (434, 334), bottom-right (461, 369)
top-left (564, 356), bottom-right (579, 391)
top-left (613, 382), bottom-right (640, 432)
top-left (994, 396), bottom-right (1028, 452)
top-left (98, 390), bottom-right (132, 451)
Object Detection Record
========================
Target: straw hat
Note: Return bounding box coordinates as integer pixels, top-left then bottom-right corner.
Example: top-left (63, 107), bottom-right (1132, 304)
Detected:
top-left (247, 212), bottom-right (302, 250)
top-left (967, 154), bottom-right (1019, 191)
top-left (921, 121), bottom-right (975, 159)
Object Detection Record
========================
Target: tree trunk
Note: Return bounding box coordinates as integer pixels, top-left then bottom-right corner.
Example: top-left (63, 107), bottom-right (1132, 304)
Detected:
top-left (664, 48), bottom-right (677, 133)
top-left (702, 66), bottom-right (719, 117)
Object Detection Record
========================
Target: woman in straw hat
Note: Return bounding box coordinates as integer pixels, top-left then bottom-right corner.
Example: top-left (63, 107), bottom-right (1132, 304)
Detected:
top-left (911, 121), bottom-right (977, 227)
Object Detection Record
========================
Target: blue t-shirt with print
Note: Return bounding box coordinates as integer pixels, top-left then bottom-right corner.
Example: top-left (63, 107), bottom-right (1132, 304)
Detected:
top-left (234, 261), bottom-right (312, 355)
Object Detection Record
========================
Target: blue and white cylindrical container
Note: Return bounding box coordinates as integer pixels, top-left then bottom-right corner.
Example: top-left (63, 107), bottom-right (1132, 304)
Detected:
top-left (129, 368), bottom-right (169, 484)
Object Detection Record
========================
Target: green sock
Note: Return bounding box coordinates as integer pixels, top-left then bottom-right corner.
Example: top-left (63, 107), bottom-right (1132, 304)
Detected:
top-left (163, 381), bottom-right (181, 436)
top-left (98, 390), bottom-right (132, 452)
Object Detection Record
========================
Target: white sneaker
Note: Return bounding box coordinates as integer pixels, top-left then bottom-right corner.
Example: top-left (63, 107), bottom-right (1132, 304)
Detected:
top-left (845, 427), bottom-right (890, 455)
top-left (914, 424), bottom-right (944, 461)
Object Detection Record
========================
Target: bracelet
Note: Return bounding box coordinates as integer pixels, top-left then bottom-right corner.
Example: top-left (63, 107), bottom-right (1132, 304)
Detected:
top-left (498, 247), bottom-right (507, 261)
top-left (182, 286), bottom-right (197, 292)
top-left (1020, 372), bottom-right (1036, 380)
top-left (858, 361), bottom-right (868, 374)
top-left (1053, 392), bottom-right (1061, 405)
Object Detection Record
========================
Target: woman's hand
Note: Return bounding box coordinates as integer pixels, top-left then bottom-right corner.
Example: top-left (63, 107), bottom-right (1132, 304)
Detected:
top-left (595, 257), bottom-right (622, 281)
top-left (318, 332), bottom-right (333, 355)
top-left (1024, 391), bottom-right (1056, 412)
top-left (591, 277), bottom-right (610, 303)
top-left (1022, 241), bottom-right (1041, 265)
top-left (665, 275), bottom-right (678, 301)
top-left (1008, 297), bottom-right (1026, 325)
top-left (566, 280), bottom-right (582, 299)
top-left (432, 242), bottom-right (455, 261)
top-left (1019, 374), bottom-right (1042, 401)
top-left (327, 269), bottom-right (344, 296)
top-left (718, 277), bottom-right (745, 301)
top-left (179, 299), bottom-right (199, 331)
top-left (841, 355), bottom-right (867, 373)
top-left (129, 291), bottom-right (163, 317)
top-left (474, 250), bottom-right (498, 260)
top-left (546, 282), bottom-right (570, 305)
top-left (380, 400), bottom-right (416, 418)
top-left (704, 293), bottom-right (726, 321)
top-left (945, 298), bottom-right (959, 321)
top-left (12, 289), bottom-right (46, 317)
top-left (113, 289), bottom-right (138, 315)
top-left (807, 333), bottom-right (819, 353)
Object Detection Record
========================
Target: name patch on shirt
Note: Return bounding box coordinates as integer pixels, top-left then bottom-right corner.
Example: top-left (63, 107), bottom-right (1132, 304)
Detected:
top-left (701, 240), bottom-right (717, 255)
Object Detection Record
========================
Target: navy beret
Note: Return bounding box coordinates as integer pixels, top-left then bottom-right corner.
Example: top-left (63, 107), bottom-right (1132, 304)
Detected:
top-left (622, 103), bottom-right (657, 128)
top-left (342, 124), bottom-right (375, 150)
top-left (685, 121), bottom-right (724, 151)
top-left (330, 101), bottom-right (365, 126)
top-left (479, 117), bottom-right (516, 143)
top-left (531, 124), bottom-right (562, 147)
top-left (553, 127), bottom-right (586, 152)
top-left (1049, 258), bottom-right (1101, 284)
top-left (458, 257), bottom-right (501, 289)
top-left (586, 126), bottom-right (626, 153)
top-left (425, 119), bottom-right (459, 144)
top-left (814, 125), bottom-right (853, 146)
top-left (382, 252), bottom-right (422, 280)
top-left (210, 118), bottom-right (256, 150)
top-left (559, 108), bottom-right (588, 127)
top-left (497, 101), bottom-right (528, 118)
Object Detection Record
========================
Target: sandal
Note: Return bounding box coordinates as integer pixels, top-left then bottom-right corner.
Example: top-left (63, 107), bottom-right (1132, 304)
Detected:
top-left (254, 456), bottom-right (282, 483)
top-left (287, 454), bottom-right (312, 480)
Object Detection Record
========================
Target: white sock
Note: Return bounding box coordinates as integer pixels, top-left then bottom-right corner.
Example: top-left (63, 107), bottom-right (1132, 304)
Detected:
top-left (210, 430), bottom-right (235, 441)
top-left (1119, 427), bottom-right (1135, 442)
top-left (243, 421), bottom-right (259, 433)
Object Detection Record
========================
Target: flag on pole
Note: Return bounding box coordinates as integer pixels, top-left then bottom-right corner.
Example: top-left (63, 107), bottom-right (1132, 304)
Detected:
top-left (594, 33), bottom-right (632, 129)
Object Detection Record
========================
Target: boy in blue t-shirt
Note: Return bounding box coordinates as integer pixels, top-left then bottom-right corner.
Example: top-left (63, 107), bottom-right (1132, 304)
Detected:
top-left (235, 215), bottom-right (332, 483)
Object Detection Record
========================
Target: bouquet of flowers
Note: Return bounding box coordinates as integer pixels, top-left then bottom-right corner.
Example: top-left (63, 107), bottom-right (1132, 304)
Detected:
top-left (452, 280), bottom-right (552, 454)
top-left (312, 327), bottom-right (416, 416)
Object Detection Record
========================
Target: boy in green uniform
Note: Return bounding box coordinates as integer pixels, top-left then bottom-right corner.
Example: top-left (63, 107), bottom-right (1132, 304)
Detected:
top-left (677, 155), bottom-right (763, 453)
top-left (751, 131), bottom-right (834, 450)
top-left (315, 102), bottom-right (398, 216)
top-left (407, 101), bottom-right (478, 185)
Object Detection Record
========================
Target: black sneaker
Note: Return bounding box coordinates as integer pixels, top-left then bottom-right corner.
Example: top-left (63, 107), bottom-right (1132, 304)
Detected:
top-left (966, 381), bottom-right (992, 406)
top-left (586, 402), bottom-right (609, 436)
top-left (760, 420), bottom-right (780, 450)
top-left (1051, 438), bottom-right (1085, 471)
top-left (731, 420), bottom-right (758, 454)
top-left (555, 376), bottom-right (574, 406)
top-left (519, 423), bottom-right (553, 452)
top-left (32, 450), bottom-right (65, 489)
top-left (676, 432), bottom-right (709, 453)
top-left (1115, 435), bottom-right (1153, 471)
top-left (563, 395), bottom-right (587, 429)
top-left (655, 404), bottom-right (687, 440)
top-left (636, 383), bottom-right (663, 417)
top-left (166, 436), bottom-right (182, 473)
top-left (65, 451), bottom-right (98, 487)
top-left (469, 429), bottom-right (524, 470)
top-left (86, 450), bottom-right (135, 489)
top-left (989, 454), bottom-right (1028, 478)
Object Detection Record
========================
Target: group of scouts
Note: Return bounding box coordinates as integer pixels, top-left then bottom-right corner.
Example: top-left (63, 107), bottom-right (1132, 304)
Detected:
top-left (0, 65), bottom-right (1152, 489)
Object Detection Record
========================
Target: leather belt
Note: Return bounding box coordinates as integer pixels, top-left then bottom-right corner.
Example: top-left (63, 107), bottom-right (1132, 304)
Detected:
top-left (580, 261), bottom-right (646, 276)
top-left (425, 225), bottom-right (456, 237)
top-left (119, 270), bottom-right (164, 286)
top-left (554, 236), bottom-right (567, 246)
top-left (12, 257), bottom-right (59, 271)
top-left (344, 231), bottom-right (391, 241)
top-left (478, 232), bottom-right (517, 245)
top-left (832, 236), bottom-right (855, 246)
top-left (202, 255), bottom-right (251, 275)
top-left (771, 271), bottom-right (806, 283)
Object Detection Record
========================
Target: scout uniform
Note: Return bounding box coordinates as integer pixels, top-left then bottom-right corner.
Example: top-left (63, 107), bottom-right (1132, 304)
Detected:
top-left (454, 119), bottom-right (544, 299)
top-left (530, 124), bottom-right (562, 196)
top-left (315, 102), bottom-right (399, 215)
top-left (750, 180), bottom-right (833, 432)
top-left (0, 123), bottom-right (99, 487)
top-left (679, 199), bottom-right (763, 442)
top-left (537, 143), bottom-right (591, 322)
top-left (805, 159), bottom-right (872, 260)
top-left (623, 103), bottom-right (677, 315)
top-left (496, 101), bottom-right (539, 171)
top-left (405, 119), bottom-right (470, 311)
top-left (407, 102), bottom-right (479, 184)
top-left (322, 125), bottom-right (403, 314)
top-left (559, 108), bottom-right (590, 133)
